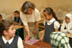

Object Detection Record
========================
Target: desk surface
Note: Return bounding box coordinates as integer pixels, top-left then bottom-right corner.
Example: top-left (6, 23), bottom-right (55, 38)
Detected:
top-left (24, 40), bottom-right (51, 48)
top-left (66, 33), bottom-right (72, 38)
top-left (15, 25), bottom-right (23, 29)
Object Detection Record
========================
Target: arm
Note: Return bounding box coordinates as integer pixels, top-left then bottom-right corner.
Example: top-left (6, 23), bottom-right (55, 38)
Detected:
top-left (24, 25), bottom-right (31, 40)
top-left (33, 9), bottom-right (41, 35)
top-left (54, 21), bottom-right (60, 32)
top-left (68, 24), bottom-right (72, 34)
top-left (61, 24), bottom-right (68, 33)
top-left (68, 30), bottom-right (72, 34)
top-left (18, 37), bottom-right (24, 48)
top-left (39, 30), bottom-right (45, 40)
top-left (65, 24), bottom-right (72, 38)
top-left (20, 12), bottom-right (31, 40)
top-left (67, 24), bottom-right (72, 34)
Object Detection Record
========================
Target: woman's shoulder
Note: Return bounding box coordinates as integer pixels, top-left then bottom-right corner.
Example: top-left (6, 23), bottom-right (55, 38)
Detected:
top-left (20, 11), bottom-right (24, 15)
top-left (34, 8), bottom-right (40, 14)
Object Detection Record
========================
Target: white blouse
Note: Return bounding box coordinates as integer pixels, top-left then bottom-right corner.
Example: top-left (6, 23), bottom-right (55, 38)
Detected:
top-left (20, 8), bottom-right (41, 26)
top-left (44, 18), bottom-right (60, 29)
top-left (61, 22), bottom-right (72, 34)
top-left (2, 36), bottom-right (24, 48)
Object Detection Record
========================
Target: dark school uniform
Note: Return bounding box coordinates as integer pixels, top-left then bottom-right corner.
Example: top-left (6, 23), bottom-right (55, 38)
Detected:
top-left (14, 17), bottom-right (24, 40)
top-left (43, 21), bottom-right (55, 44)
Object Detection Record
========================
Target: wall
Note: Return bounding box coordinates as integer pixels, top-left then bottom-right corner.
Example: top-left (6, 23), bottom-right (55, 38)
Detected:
top-left (0, 0), bottom-right (72, 21)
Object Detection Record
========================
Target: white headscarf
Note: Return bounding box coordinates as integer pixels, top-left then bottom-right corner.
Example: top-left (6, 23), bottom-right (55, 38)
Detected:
top-left (63, 13), bottom-right (72, 24)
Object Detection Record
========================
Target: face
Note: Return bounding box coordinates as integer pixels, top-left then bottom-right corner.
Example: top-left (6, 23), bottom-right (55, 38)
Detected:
top-left (65, 17), bottom-right (70, 24)
top-left (27, 8), bottom-right (33, 14)
top-left (14, 13), bottom-right (19, 17)
top-left (8, 25), bottom-right (16, 38)
top-left (43, 11), bottom-right (53, 20)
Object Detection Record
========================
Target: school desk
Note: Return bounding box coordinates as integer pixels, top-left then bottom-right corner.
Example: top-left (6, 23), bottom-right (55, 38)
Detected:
top-left (24, 40), bottom-right (51, 48)
top-left (66, 33), bottom-right (72, 38)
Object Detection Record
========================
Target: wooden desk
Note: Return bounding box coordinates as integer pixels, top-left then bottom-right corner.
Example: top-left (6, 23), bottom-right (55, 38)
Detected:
top-left (66, 33), bottom-right (72, 38)
top-left (24, 41), bottom-right (51, 48)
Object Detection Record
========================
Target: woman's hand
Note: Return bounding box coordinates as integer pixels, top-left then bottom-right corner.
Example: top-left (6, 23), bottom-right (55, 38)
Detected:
top-left (25, 35), bottom-right (31, 40)
top-left (33, 31), bottom-right (37, 36)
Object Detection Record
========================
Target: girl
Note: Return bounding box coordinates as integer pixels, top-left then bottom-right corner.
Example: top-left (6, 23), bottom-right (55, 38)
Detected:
top-left (43, 7), bottom-right (60, 44)
top-left (61, 13), bottom-right (72, 47)
top-left (0, 21), bottom-right (24, 48)
top-left (13, 10), bottom-right (24, 40)
top-left (20, 1), bottom-right (41, 40)
top-left (61, 13), bottom-right (72, 34)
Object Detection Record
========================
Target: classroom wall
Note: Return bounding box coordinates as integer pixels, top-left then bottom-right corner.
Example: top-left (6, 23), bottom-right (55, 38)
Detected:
top-left (0, 0), bottom-right (72, 10)
top-left (0, 0), bottom-right (72, 22)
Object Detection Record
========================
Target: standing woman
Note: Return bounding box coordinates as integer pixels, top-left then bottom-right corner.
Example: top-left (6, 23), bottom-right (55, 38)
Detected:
top-left (43, 7), bottom-right (60, 44)
top-left (20, 1), bottom-right (41, 40)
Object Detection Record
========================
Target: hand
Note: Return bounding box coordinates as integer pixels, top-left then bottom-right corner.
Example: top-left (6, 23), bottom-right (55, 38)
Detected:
top-left (33, 32), bottom-right (37, 36)
top-left (25, 35), bottom-right (31, 40)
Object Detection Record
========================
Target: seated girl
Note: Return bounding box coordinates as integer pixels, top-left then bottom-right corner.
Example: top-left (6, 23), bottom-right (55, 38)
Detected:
top-left (13, 10), bottom-right (24, 40)
top-left (61, 13), bottom-right (72, 47)
top-left (0, 21), bottom-right (24, 48)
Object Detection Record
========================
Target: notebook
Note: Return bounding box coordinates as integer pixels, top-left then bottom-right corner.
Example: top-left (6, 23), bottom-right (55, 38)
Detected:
top-left (25, 39), bottom-right (39, 45)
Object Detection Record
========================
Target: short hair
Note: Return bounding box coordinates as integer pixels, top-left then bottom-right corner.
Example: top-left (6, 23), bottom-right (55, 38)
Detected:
top-left (14, 10), bottom-right (20, 14)
top-left (0, 21), bottom-right (13, 35)
top-left (21, 1), bottom-right (35, 14)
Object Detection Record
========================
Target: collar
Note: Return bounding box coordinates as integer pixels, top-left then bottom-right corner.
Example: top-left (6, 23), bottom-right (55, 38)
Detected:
top-left (46, 18), bottom-right (56, 25)
top-left (2, 36), bottom-right (14, 44)
top-left (47, 18), bottom-right (55, 23)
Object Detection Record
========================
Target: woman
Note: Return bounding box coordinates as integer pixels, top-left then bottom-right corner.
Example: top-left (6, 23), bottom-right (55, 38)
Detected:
top-left (20, 1), bottom-right (41, 40)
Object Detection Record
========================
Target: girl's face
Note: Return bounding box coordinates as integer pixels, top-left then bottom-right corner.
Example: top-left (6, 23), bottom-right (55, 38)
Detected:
top-left (27, 8), bottom-right (33, 14)
top-left (65, 17), bottom-right (70, 24)
top-left (43, 11), bottom-right (53, 20)
top-left (14, 13), bottom-right (19, 17)
top-left (8, 25), bottom-right (16, 38)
